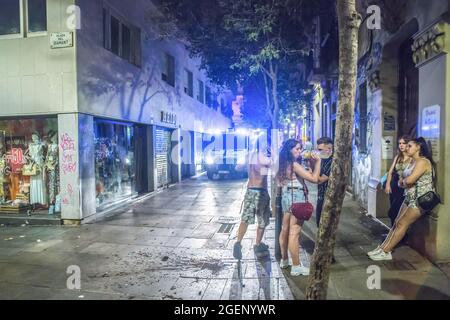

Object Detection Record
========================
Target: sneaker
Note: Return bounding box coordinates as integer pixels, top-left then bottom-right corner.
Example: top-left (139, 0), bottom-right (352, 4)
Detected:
top-left (369, 250), bottom-right (392, 261)
top-left (367, 247), bottom-right (382, 257)
top-left (254, 242), bottom-right (270, 258)
top-left (233, 242), bottom-right (242, 260)
top-left (280, 259), bottom-right (290, 269)
top-left (290, 265), bottom-right (310, 276)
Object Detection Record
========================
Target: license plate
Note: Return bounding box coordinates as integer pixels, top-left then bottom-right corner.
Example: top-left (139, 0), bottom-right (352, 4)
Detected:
top-left (219, 170), bottom-right (230, 174)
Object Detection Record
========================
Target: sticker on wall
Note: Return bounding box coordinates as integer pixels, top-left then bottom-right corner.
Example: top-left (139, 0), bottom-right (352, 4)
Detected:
top-left (383, 114), bottom-right (396, 132)
top-left (382, 136), bottom-right (394, 160)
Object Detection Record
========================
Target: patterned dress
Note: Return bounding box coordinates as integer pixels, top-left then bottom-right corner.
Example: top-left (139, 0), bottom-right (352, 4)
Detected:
top-left (29, 142), bottom-right (47, 205)
top-left (403, 159), bottom-right (434, 210)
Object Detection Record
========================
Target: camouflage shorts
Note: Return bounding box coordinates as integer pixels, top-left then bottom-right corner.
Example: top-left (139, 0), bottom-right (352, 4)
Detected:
top-left (240, 189), bottom-right (271, 229)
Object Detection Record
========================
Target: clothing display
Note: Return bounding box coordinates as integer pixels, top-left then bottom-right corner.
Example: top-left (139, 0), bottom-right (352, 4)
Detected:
top-left (0, 118), bottom-right (60, 213)
top-left (45, 139), bottom-right (59, 205)
top-left (0, 155), bottom-right (7, 202)
top-left (27, 137), bottom-right (47, 205)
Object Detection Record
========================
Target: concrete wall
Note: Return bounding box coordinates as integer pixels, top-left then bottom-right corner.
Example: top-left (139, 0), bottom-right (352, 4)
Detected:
top-left (0, 0), bottom-right (78, 116)
top-left (412, 53), bottom-right (449, 262)
top-left (75, 0), bottom-right (230, 132)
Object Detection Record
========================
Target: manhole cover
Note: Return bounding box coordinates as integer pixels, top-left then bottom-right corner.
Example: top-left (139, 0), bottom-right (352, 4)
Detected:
top-left (383, 260), bottom-right (416, 271)
top-left (217, 223), bottom-right (234, 234)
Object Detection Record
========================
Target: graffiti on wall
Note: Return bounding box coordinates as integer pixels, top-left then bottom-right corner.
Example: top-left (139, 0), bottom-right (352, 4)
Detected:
top-left (60, 133), bottom-right (77, 175)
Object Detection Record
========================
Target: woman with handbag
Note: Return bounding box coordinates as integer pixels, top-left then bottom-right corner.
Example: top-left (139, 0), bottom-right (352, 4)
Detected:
top-left (385, 135), bottom-right (412, 226)
top-left (276, 139), bottom-right (321, 276)
top-left (368, 137), bottom-right (440, 261)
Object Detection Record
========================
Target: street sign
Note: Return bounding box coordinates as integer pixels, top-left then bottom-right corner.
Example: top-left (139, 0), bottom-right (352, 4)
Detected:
top-left (50, 32), bottom-right (73, 49)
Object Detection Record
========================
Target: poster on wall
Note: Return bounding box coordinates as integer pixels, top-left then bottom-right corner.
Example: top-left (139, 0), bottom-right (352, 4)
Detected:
top-left (421, 105), bottom-right (440, 163)
top-left (383, 114), bottom-right (396, 132)
top-left (382, 136), bottom-right (394, 160)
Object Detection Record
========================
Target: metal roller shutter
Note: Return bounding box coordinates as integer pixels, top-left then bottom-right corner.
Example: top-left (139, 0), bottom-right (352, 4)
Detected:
top-left (155, 127), bottom-right (172, 188)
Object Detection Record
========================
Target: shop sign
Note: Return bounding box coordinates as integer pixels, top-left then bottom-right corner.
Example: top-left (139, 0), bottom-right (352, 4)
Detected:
top-left (5, 148), bottom-right (25, 165)
top-left (50, 32), bottom-right (73, 49)
top-left (161, 111), bottom-right (177, 125)
top-left (421, 105), bottom-right (440, 162)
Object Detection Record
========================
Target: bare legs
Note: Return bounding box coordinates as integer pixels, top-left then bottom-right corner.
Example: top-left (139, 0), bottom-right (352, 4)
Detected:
top-left (236, 222), bottom-right (248, 242)
top-left (237, 222), bottom-right (265, 245)
top-left (279, 213), bottom-right (290, 260)
top-left (255, 227), bottom-right (265, 246)
top-left (380, 203), bottom-right (421, 253)
top-left (279, 213), bottom-right (303, 266)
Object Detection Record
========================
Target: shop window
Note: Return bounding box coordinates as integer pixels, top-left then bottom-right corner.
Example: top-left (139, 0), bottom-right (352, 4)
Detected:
top-left (94, 120), bottom-right (136, 209)
top-left (0, 0), bottom-right (47, 38)
top-left (0, 118), bottom-right (59, 214)
top-left (162, 53), bottom-right (175, 86)
top-left (184, 69), bottom-right (193, 97)
top-left (197, 79), bottom-right (204, 103)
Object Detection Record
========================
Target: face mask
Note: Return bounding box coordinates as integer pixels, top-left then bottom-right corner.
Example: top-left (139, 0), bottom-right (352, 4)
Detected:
top-left (319, 150), bottom-right (332, 159)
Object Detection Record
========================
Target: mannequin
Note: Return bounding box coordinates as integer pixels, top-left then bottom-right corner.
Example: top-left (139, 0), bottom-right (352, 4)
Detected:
top-left (26, 132), bottom-right (47, 207)
top-left (45, 132), bottom-right (59, 214)
top-left (0, 139), bottom-right (8, 203)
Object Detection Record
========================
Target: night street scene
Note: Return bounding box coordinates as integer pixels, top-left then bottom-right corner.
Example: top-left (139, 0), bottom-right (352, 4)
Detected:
top-left (1, 0), bottom-right (450, 309)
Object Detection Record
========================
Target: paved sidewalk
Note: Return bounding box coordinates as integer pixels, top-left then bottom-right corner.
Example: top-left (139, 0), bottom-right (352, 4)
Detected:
top-left (0, 175), bottom-right (448, 300)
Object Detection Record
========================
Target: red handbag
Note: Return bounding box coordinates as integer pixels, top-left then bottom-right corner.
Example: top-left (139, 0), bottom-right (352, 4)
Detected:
top-left (290, 178), bottom-right (314, 221)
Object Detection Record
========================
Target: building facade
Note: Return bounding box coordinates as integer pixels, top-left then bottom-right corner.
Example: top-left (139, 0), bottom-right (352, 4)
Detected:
top-left (352, 0), bottom-right (450, 263)
top-left (0, 0), bottom-right (231, 223)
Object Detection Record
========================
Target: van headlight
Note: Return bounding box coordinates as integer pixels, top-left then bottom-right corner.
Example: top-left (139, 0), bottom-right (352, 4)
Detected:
top-left (206, 156), bottom-right (215, 165)
top-left (237, 156), bottom-right (246, 165)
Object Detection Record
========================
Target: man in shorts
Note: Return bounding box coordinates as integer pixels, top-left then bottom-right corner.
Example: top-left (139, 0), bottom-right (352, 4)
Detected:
top-left (233, 145), bottom-right (272, 260)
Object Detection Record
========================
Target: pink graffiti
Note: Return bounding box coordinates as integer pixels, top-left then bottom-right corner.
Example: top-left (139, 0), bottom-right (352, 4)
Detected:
top-left (61, 163), bottom-right (76, 174)
top-left (67, 184), bottom-right (73, 196)
top-left (60, 133), bottom-right (77, 175)
top-left (62, 198), bottom-right (69, 205)
top-left (60, 133), bottom-right (75, 151)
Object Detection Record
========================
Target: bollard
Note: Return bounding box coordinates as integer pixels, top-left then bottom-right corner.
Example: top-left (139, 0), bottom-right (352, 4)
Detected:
top-left (274, 187), bottom-right (282, 261)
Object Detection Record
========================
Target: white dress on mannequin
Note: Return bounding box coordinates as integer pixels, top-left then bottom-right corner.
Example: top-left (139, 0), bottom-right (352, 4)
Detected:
top-left (29, 142), bottom-right (47, 205)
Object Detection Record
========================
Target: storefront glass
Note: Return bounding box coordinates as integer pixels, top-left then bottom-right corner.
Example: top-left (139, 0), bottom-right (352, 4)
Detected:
top-left (0, 118), bottom-right (59, 214)
top-left (94, 119), bottom-right (135, 208)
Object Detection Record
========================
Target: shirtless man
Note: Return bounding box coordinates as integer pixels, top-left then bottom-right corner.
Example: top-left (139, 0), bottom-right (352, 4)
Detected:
top-left (233, 146), bottom-right (272, 260)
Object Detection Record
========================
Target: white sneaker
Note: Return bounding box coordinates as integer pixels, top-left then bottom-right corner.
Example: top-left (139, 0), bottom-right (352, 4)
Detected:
top-left (290, 265), bottom-right (310, 276)
top-left (367, 247), bottom-right (382, 257)
top-left (369, 250), bottom-right (392, 261)
top-left (280, 259), bottom-right (290, 269)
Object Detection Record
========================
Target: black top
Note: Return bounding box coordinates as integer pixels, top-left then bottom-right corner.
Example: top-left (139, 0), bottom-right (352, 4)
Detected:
top-left (318, 157), bottom-right (333, 200)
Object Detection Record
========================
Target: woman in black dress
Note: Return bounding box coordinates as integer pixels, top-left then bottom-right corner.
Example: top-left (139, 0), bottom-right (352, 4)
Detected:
top-left (385, 135), bottom-right (412, 226)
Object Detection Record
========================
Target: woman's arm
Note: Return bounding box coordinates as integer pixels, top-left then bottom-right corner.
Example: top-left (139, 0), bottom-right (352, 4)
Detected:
top-left (403, 159), bottom-right (430, 187)
top-left (385, 155), bottom-right (398, 193)
top-left (292, 157), bottom-right (321, 183)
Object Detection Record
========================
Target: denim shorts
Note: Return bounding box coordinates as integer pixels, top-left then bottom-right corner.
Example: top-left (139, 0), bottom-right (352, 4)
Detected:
top-left (281, 186), bottom-right (306, 214)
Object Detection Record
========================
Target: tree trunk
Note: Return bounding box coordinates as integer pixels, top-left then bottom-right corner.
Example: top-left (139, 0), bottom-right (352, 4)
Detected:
top-left (270, 64), bottom-right (280, 131)
top-left (305, 0), bottom-right (360, 300)
top-left (262, 72), bottom-right (275, 127)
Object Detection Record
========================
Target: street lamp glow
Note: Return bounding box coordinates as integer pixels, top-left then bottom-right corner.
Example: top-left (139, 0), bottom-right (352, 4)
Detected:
top-left (236, 128), bottom-right (248, 135)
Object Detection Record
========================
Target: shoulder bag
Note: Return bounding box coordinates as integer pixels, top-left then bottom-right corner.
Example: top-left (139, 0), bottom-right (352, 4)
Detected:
top-left (290, 178), bottom-right (314, 221)
top-left (416, 168), bottom-right (441, 213)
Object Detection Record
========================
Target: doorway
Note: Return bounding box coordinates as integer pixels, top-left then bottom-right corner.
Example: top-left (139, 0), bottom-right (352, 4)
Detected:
top-left (398, 38), bottom-right (419, 137)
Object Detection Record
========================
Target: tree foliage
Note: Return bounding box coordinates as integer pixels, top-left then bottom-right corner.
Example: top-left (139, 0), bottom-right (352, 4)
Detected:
top-left (152, 0), bottom-right (321, 129)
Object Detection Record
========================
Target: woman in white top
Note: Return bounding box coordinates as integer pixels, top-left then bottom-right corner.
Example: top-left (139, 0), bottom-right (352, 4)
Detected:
top-left (276, 139), bottom-right (321, 276)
